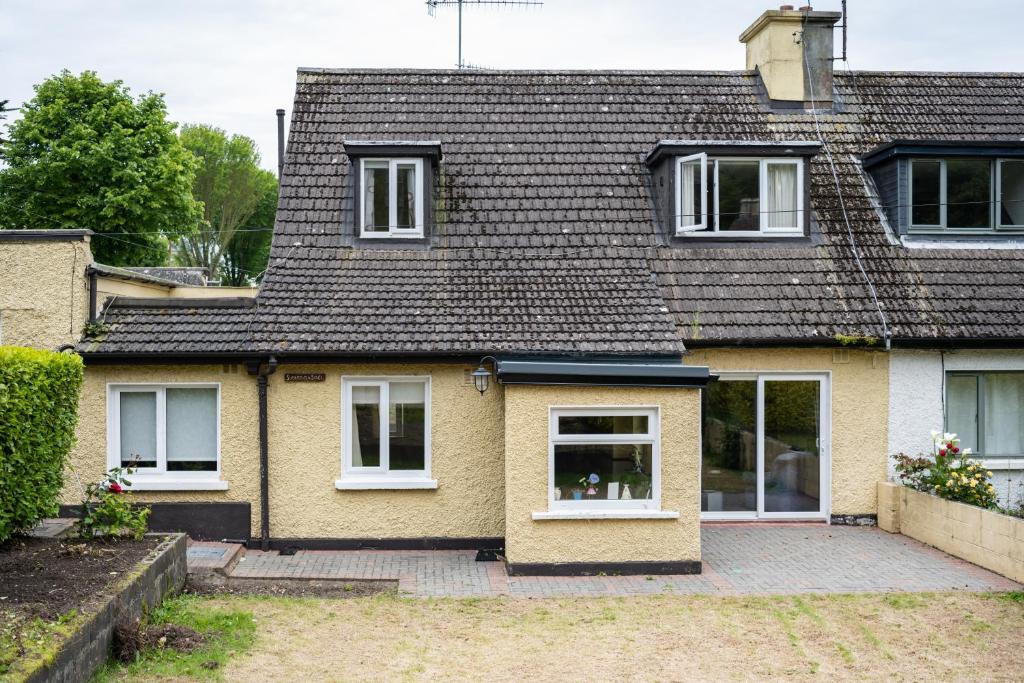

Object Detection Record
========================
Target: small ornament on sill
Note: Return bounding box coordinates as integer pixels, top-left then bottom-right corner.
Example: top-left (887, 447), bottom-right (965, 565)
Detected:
top-left (580, 473), bottom-right (600, 497)
top-left (554, 487), bottom-right (562, 501)
top-left (621, 484), bottom-right (632, 500)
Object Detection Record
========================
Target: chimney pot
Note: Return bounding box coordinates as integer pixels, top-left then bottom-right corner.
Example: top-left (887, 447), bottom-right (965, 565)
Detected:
top-left (799, 5), bottom-right (813, 10)
top-left (779, 4), bottom-right (794, 9)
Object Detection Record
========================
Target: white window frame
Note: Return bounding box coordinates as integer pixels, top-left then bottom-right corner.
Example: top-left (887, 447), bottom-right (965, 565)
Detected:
top-left (338, 376), bottom-right (435, 489)
top-left (677, 156), bottom-right (804, 237)
top-left (996, 159), bottom-right (1024, 230)
top-left (675, 152), bottom-right (708, 234)
top-left (945, 370), bottom-right (1024, 459)
top-left (699, 372), bottom-right (830, 522)
top-left (106, 383), bottom-right (226, 491)
top-left (545, 406), bottom-right (662, 513)
top-left (359, 157), bottom-right (424, 238)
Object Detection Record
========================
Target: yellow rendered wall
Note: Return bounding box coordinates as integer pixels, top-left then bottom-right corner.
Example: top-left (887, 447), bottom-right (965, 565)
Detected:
top-left (64, 364), bottom-right (261, 532)
top-left (66, 363), bottom-right (505, 540)
top-left (503, 385), bottom-right (702, 565)
top-left (685, 348), bottom-right (889, 516)
top-left (742, 15), bottom-right (805, 102)
top-left (0, 238), bottom-right (91, 349)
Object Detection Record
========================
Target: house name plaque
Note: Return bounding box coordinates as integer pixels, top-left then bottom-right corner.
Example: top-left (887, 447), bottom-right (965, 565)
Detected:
top-left (284, 373), bottom-right (326, 383)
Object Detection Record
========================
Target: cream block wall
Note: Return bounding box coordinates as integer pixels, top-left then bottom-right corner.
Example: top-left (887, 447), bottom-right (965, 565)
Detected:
top-left (0, 238), bottom-right (91, 349)
top-left (266, 364), bottom-right (505, 540)
top-left (503, 384), bottom-right (702, 566)
top-left (64, 364), bottom-right (261, 533)
top-left (685, 347), bottom-right (889, 516)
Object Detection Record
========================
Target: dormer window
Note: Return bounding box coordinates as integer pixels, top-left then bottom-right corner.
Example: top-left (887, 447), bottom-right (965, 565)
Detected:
top-left (342, 140), bottom-right (441, 241)
top-left (863, 141), bottom-right (1024, 238)
top-left (676, 155), bottom-right (803, 235)
top-left (647, 140), bottom-right (819, 241)
top-left (360, 158), bottom-right (424, 237)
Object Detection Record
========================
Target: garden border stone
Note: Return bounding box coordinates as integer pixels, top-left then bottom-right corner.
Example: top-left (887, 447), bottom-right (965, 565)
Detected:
top-left (14, 532), bottom-right (187, 683)
top-left (878, 481), bottom-right (1024, 584)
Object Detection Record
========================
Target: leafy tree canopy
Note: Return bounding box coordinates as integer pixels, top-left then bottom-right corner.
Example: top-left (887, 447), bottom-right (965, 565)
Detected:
top-left (220, 169), bottom-right (278, 286)
top-left (0, 71), bottom-right (201, 265)
top-left (175, 124), bottom-right (275, 283)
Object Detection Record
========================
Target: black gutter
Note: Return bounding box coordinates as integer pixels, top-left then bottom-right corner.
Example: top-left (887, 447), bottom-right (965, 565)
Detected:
top-left (246, 356), bottom-right (278, 551)
top-left (77, 350), bottom-right (687, 365)
top-left (0, 229), bottom-right (93, 242)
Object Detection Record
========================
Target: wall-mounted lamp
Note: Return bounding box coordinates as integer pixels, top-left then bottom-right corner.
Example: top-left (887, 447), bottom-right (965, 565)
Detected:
top-left (471, 356), bottom-right (498, 395)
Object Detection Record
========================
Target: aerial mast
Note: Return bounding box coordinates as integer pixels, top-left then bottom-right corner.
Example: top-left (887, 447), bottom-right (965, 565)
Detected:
top-left (426, 0), bottom-right (544, 69)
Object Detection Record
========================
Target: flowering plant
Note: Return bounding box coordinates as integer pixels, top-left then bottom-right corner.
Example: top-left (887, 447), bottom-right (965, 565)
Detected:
top-left (77, 463), bottom-right (150, 539)
top-left (894, 432), bottom-right (998, 509)
top-left (579, 472), bottom-right (600, 497)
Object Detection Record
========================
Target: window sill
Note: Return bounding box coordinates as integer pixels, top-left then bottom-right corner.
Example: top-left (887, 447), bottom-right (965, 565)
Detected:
top-left (974, 458), bottom-right (1024, 471)
top-left (125, 479), bottom-right (229, 491)
top-left (531, 510), bottom-right (680, 521)
top-left (334, 478), bottom-right (438, 490)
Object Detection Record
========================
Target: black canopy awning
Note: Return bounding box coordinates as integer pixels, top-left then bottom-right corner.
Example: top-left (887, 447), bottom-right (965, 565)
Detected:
top-left (495, 359), bottom-right (714, 388)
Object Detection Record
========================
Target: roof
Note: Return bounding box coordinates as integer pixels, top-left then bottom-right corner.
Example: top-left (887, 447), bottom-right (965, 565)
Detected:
top-left (122, 267), bottom-right (209, 286)
top-left (88, 263), bottom-right (197, 288)
top-left (81, 68), bottom-right (1024, 357)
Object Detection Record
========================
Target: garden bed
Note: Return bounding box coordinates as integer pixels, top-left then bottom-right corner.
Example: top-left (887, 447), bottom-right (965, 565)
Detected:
top-left (0, 533), bottom-right (186, 682)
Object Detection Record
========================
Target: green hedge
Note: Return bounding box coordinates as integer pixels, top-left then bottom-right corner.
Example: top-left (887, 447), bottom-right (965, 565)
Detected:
top-left (0, 346), bottom-right (84, 542)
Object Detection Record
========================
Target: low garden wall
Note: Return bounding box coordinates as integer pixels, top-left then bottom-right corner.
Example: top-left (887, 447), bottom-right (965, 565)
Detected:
top-left (20, 533), bottom-right (187, 683)
top-left (878, 482), bottom-right (1024, 583)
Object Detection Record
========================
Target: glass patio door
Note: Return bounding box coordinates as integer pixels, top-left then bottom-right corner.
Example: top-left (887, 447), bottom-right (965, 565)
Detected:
top-left (701, 375), bottom-right (828, 520)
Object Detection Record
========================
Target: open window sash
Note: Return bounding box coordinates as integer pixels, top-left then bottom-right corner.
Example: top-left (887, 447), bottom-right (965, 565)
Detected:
top-left (676, 152), bottom-right (707, 233)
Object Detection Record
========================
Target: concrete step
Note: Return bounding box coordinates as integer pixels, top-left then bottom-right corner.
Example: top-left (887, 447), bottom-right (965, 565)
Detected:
top-left (186, 541), bottom-right (245, 576)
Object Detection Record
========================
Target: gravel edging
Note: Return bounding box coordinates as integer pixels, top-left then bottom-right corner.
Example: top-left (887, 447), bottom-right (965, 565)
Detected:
top-left (12, 533), bottom-right (187, 683)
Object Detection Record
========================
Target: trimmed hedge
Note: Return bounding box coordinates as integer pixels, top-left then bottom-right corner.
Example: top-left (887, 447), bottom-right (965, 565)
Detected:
top-left (0, 346), bottom-right (84, 542)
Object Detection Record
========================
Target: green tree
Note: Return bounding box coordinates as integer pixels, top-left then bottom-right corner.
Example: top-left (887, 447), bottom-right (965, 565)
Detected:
top-left (0, 71), bottom-right (200, 265)
top-left (0, 99), bottom-right (12, 148)
top-left (176, 124), bottom-right (275, 282)
top-left (221, 170), bottom-right (277, 286)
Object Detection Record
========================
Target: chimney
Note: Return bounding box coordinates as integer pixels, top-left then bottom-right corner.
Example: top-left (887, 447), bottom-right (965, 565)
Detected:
top-left (739, 5), bottom-right (842, 108)
top-left (276, 108), bottom-right (286, 178)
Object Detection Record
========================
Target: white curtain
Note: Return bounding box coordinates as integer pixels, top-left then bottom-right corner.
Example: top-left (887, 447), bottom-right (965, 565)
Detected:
top-left (947, 375), bottom-right (979, 452)
top-left (679, 160), bottom-right (699, 227)
top-left (119, 392), bottom-right (157, 465)
top-left (984, 374), bottom-right (1024, 456)
top-left (166, 388), bottom-right (218, 464)
top-left (351, 385), bottom-right (380, 467)
top-left (363, 165), bottom-right (376, 229)
top-left (766, 163), bottom-right (797, 229)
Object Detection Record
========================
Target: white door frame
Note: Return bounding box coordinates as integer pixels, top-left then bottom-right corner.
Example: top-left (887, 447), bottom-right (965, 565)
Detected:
top-left (700, 372), bottom-right (831, 522)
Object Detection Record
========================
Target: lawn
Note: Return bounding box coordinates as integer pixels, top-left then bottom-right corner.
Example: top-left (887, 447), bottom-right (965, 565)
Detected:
top-left (96, 591), bottom-right (1024, 682)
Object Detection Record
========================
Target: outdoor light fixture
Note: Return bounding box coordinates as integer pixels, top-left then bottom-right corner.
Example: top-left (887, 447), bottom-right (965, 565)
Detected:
top-left (471, 356), bottom-right (498, 395)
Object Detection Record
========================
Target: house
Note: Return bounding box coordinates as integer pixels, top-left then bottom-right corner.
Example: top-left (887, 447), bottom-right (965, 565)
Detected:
top-left (3, 6), bottom-right (1023, 575)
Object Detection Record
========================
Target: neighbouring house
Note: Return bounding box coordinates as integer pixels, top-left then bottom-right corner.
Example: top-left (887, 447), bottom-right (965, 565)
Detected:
top-left (2, 6), bottom-right (1023, 575)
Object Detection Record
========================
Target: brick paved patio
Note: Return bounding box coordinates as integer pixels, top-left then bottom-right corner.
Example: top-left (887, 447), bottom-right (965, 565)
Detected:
top-left (187, 524), bottom-right (1021, 598)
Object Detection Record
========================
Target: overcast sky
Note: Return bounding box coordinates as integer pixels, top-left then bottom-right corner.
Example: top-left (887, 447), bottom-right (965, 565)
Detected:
top-left (3, 0), bottom-right (1022, 171)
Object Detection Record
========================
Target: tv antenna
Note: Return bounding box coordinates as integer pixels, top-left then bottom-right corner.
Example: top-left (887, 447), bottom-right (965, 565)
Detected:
top-left (426, 0), bottom-right (543, 69)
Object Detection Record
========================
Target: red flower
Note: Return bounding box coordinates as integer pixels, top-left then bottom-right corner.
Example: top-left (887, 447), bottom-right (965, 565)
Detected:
top-left (938, 449), bottom-right (947, 457)
top-left (952, 447), bottom-right (960, 454)
top-left (108, 481), bottom-right (123, 493)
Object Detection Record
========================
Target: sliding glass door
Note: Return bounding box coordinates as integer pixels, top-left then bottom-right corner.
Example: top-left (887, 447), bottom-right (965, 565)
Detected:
top-left (701, 375), bottom-right (828, 520)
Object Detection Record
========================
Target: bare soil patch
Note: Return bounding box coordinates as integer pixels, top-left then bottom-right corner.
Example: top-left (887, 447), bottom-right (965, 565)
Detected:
top-left (185, 575), bottom-right (395, 598)
top-left (0, 536), bottom-right (161, 620)
top-left (214, 592), bottom-right (1024, 682)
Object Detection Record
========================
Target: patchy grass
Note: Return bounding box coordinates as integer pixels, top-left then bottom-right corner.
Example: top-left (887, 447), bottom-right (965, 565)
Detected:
top-left (0, 609), bottom-right (80, 678)
top-left (89, 591), bottom-right (1024, 682)
top-left (92, 595), bottom-right (255, 682)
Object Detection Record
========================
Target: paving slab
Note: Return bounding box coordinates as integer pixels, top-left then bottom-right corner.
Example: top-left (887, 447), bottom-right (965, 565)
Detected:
top-left (186, 524), bottom-right (1022, 598)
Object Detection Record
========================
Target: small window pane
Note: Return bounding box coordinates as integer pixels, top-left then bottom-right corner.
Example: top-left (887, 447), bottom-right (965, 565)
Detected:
top-left (396, 163), bottom-right (417, 230)
top-left (911, 160), bottom-right (941, 226)
top-left (1000, 161), bottom-right (1024, 227)
top-left (946, 159), bottom-right (991, 228)
top-left (765, 163), bottom-right (798, 229)
top-left (947, 375), bottom-right (979, 453)
top-left (363, 163), bottom-right (389, 232)
top-left (553, 443), bottom-right (653, 502)
top-left (679, 158), bottom-right (703, 229)
top-left (166, 388), bottom-right (218, 471)
top-left (389, 382), bottom-right (425, 471)
top-left (558, 414), bottom-right (649, 435)
top-left (119, 392), bottom-right (157, 468)
top-left (351, 385), bottom-right (381, 467)
top-left (717, 160), bottom-right (760, 231)
top-left (983, 373), bottom-right (1024, 456)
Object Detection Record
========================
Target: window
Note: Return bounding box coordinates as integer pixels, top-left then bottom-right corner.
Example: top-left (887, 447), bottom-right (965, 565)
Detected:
top-left (675, 156), bottom-right (803, 236)
top-left (549, 408), bottom-right (660, 510)
top-left (341, 378), bottom-right (432, 485)
top-left (108, 385), bottom-right (223, 487)
top-left (947, 372), bottom-right (1024, 458)
top-left (360, 158), bottom-right (424, 237)
top-left (907, 158), bottom-right (1024, 232)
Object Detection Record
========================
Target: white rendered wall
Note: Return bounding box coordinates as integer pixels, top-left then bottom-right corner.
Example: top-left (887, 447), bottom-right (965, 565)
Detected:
top-left (888, 349), bottom-right (1024, 508)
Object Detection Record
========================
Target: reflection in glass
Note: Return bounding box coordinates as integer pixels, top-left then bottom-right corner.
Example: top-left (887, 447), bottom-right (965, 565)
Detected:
top-left (763, 381), bottom-right (820, 513)
top-left (911, 160), bottom-right (941, 226)
top-left (1000, 161), bottom-right (1024, 227)
top-left (946, 159), bottom-right (991, 228)
top-left (701, 380), bottom-right (757, 512)
top-left (389, 382), bottom-right (425, 470)
top-left (553, 443), bottom-right (653, 502)
top-left (717, 160), bottom-right (760, 231)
